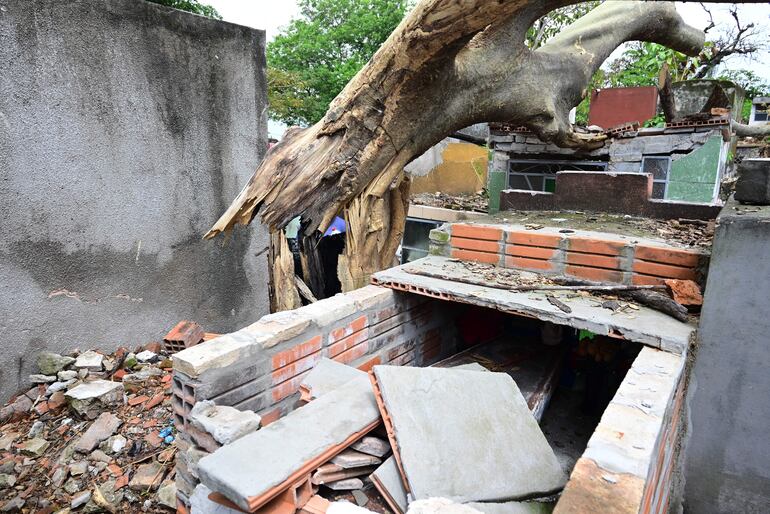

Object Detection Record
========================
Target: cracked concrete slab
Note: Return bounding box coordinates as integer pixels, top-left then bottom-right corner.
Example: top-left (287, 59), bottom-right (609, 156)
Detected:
top-left (372, 257), bottom-right (693, 353)
top-left (372, 366), bottom-right (566, 503)
top-left (197, 375), bottom-right (380, 512)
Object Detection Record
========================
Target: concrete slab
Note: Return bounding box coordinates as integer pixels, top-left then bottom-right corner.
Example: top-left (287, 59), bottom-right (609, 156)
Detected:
top-left (372, 366), bottom-right (565, 503)
top-left (372, 257), bottom-right (693, 354)
top-left (371, 457), bottom-right (408, 514)
top-left (349, 436), bottom-right (390, 458)
top-left (300, 358), bottom-right (366, 401)
top-left (464, 501), bottom-right (554, 514)
top-left (330, 450), bottom-right (381, 469)
top-left (197, 375), bottom-right (380, 512)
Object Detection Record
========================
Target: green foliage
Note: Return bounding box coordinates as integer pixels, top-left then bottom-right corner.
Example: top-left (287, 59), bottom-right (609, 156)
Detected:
top-left (147, 0), bottom-right (221, 19)
top-left (267, 0), bottom-right (409, 126)
top-left (604, 42), bottom-right (697, 88)
top-left (525, 2), bottom-right (600, 50)
top-left (718, 69), bottom-right (770, 122)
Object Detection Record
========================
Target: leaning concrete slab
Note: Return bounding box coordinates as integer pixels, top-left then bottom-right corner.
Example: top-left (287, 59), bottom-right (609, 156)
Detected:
top-left (300, 358), bottom-right (366, 402)
top-left (372, 366), bottom-right (565, 503)
top-left (197, 375), bottom-right (380, 512)
top-left (372, 256), bottom-right (693, 354)
top-left (371, 457), bottom-right (408, 514)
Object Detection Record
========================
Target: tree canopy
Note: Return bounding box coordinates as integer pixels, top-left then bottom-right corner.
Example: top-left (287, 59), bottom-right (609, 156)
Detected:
top-left (147, 0), bottom-right (221, 19)
top-left (267, 0), bottom-right (410, 126)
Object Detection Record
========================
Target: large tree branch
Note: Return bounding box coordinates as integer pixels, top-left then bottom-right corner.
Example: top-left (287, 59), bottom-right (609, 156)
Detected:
top-left (205, 0), bottom-right (706, 240)
top-left (732, 120), bottom-right (770, 138)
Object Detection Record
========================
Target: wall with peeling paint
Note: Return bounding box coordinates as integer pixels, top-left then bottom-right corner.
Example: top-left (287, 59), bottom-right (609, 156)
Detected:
top-left (0, 0), bottom-right (270, 400)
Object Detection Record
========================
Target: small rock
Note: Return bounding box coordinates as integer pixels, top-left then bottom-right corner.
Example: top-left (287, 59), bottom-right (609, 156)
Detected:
top-left (58, 370), bottom-right (79, 381)
top-left (21, 437), bottom-right (49, 457)
top-left (350, 436), bottom-right (390, 458)
top-left (158, 358), bottom-right (173, 369)
top-left (65, 381), bottom-right (124, 419)
top-left (129, 461), bottom-right (164, 491)
top-left (89, 450), bottom-right (112, 463)
top-left (156, 480), bottom-right (177, 510)
top-left (0, 495), bottom-right (24, 512)
top-left (189, 400), bottom-right (261, 446)
top-left (102, 358), bottom-right (117, 373)
top-left (38, 352), bottom-right (76, 376)
top-left (64, 478), bottom-right (81, 494)
top-left (75, 412), bottom-right (122, 453)
top-left (100, 435), bottom-right (127, 455)
top-left (74, 351), bottom-right (103, 372)
top-left (47, 380), bottom-right (75, 396)
top-left (325, 478), bottom-right (364, 490)
top-left (123, 353), bottom-right (138, 370)
top-left (71, 491), bottom-right (91, 509)
top-left (352, 490), bottom-right (369, 507)
top-left (29, 374), bottom-right (57, 384)
top-left (0, 432), bottom-right (19, 451)
top-left (28, 421), bottom-right (45, 438)
top-left (69, 461), bottom-right (88, 476)
top-left (0, 474), bottom-right (16, 487)
top-left (0, 396), bottom-right (32, 424)
top-left (136, 350), bottom-right (157, 363)
top-left (52, 466), bottom-right (69, 487)
top-left (92, 481), bottom-right (123, 513)
top-left (0, 461), bottom-right (14, 474)
top-left (78, 369), bottom-right (89, 379)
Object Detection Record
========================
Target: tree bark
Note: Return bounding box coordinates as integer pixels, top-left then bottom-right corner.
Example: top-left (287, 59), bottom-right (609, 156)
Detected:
top-left (732, 120), bottom-right (770, 138)
top-left (658, 63), bottom-right (676, 123)
top-left (205, 1), bottom-right (704, 240)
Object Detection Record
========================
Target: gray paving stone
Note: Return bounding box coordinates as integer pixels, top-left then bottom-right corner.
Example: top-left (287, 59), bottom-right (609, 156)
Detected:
top-left (197, 375), bottom-right (380, 512)
top-left (350, 436), bottom-right (390, 458)
top-left (300, 358), bottom-right (366, 401)
top-left (325, 478), bottom-right (364, 491)
top-left (372, 366), bottom-right (566, 503)
top-left (330, 449), bottom-right (381, 469)
top-left (371, 457), bottom-right (408, 514)
top-left (189, 401), bottom-right (261, 446)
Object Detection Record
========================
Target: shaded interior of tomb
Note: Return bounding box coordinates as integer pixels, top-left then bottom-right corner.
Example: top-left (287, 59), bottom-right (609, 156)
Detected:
top-left (324, 302), bottom-right (642, 511)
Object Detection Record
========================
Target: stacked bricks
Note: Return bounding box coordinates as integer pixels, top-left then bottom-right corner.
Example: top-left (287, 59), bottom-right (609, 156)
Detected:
top-left (553, 347), bottom-right (686, 514)
top-left (170, 285), bottom-right (458, 507)
top-left (448, 223), bottom-right (707, 286)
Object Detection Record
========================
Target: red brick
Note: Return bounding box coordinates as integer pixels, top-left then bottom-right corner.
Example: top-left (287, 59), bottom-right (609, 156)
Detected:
top-left (505, 244), bottom-right (555, 260)
top-left (271, 336), bottom-right (322, 370)
top-left (568, 236), bottom-right (625, 256)
top-left (115, 474), bottom-right (129, 490)
top-left (333, 343), bottom-right (369, 365)
top-left (634, 245), bottom-right (700, 267)
top-left (504, 256), bottom-right (554, 271)
top-left (451, 224), bottom-right (502, 241)
top-left (272, 371), bottom-right (310, 403)
top-left (330, 315), bottom-right (368, 343)
top-left (565, 265), bottom-right (624, 283)
top-left (452, 236), bottom-right (500, 253)
top-left (632, 261), bottom-right (696, 280)
top-left (357, 356), bottom-right (381, 372)
top-left (450, 248), bottom-right (499, 265)
top-left (566, 252), bottom-right (621, 270)
top-left (632, 274), bottom-right (666, 286)
top-left (144, 393), bottom-right (166, 410)
top-left (272, 351), bottom-right (323, 385)
top-left (128, 395), bottom-right (149, 406)
top-left (664, 279), bottom-right (703, 307)
top-left (259, 408), bottom-right (282, 426)
top-left (506, 231), bottom-right (561, 248)
top-left (328, 329), bottom-right (368, 358)
top-left (34, 402), bottom-right (49, 415)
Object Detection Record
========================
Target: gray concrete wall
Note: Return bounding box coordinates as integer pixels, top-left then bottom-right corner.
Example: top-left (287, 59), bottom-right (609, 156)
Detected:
top-left (0, 0), bottom-right (270, 400)
top-left (683, 198), bottom-right (770, 513)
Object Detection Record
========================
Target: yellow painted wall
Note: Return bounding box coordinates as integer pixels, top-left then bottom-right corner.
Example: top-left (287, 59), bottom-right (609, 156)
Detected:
top-left (410, 142), bottom-right (488, 195)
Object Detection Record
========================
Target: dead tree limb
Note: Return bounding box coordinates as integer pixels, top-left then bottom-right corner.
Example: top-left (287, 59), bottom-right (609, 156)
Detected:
top-left (205, 1), bottom-right (704, 240)
top-left (732, 120), bottom-right (770, 138)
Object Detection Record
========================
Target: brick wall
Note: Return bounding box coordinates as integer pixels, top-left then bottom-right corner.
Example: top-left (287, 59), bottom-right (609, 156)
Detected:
top-left (553, 347), bottom-right (686, 514)
top-left (445, 223), bottom-right (708, 286)
top-left (171, 285), bottom-right (458, 430)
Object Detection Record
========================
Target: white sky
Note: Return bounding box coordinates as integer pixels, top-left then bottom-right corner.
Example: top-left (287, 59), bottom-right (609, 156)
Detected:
top-left (204, 1), bottom-right (769, 136)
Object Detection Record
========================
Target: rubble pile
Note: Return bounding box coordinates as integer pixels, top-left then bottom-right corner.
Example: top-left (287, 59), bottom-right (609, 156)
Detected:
top-left (192, 357), bottom-right (563, 514)
top-left (410, 192), bottom-right (488, 213)
top-left (0, 344), bottom-right (178, 513)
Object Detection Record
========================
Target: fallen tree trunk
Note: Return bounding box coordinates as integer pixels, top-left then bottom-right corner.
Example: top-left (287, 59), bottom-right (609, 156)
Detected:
top-left (206, 1), bottom-right (704, 240)
top-left (732, 120), bottom-right (770, 138)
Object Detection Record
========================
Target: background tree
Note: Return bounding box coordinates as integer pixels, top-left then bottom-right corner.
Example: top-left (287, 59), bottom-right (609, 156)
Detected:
top-left (147, 0), bottom-right (221, 19)
top-left (525, 2), bottom-right (600, 50)
top-left (267, 0), bottom-right (410, 126)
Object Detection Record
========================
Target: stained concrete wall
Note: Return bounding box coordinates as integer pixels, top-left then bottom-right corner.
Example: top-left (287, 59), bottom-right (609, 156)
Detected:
top-left (683, 198), bottom-right (770, 513)
top-left (0, 0), bottom-right (270, 400)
